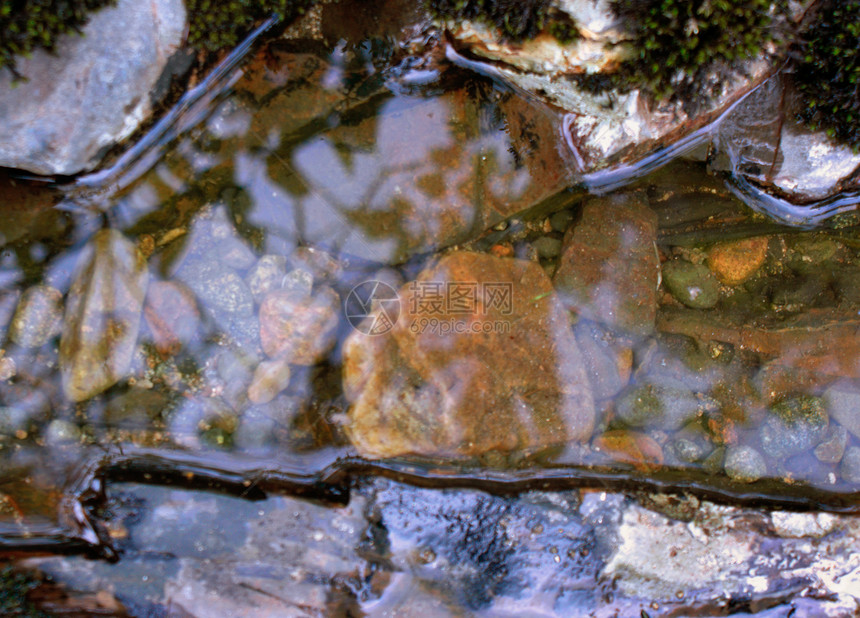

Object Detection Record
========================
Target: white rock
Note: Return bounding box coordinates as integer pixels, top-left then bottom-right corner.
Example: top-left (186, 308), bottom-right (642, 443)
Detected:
top-left (0, 0), bottom-right (187, 176)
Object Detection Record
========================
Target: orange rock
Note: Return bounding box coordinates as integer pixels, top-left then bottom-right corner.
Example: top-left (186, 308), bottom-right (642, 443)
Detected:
top-left (707, 236), bottom-right (769, 285)
top-left (593, 430), bottom-right (664, 472)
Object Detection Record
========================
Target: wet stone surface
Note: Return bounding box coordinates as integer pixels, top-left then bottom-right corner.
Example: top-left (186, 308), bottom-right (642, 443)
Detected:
top-left (1, 7), bottom-right (860, 615)
top-left (21, 481), bottom-right (860, 617)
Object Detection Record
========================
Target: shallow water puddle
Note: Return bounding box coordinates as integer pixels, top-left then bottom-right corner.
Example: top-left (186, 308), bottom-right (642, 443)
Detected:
top-left (1, 28), bottom-right (860, 556)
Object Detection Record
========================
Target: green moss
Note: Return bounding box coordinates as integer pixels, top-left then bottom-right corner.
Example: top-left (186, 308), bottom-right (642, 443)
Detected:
top-left (583, 0), bottom-right (787, 105)
top-left (426, 0), bottom-right (578, 44)
top-left (186, 0), bottom-right (313, 53)
top-left (0, 0), bottom-right (116, 77)
top-left (793, 0), bottom-right (860, 149)
top-left (0, 565), bottom-right (46, 617)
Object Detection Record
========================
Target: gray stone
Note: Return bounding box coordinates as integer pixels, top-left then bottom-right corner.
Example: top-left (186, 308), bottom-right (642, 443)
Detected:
top-left (246, 255), bottom-right (289, 304)
top-left (814, 425), bottom-right (848, 464)
top-left (724, 445), bottom-right (767, 483)
top-left (176, 258), bottom-right (254, 318)
top-left (0, 0), bottom-right (187, 175)
top-left (8, 285), bottom-right (63, 348)
top-left (825, 384), bottom-right (860, 441)
top-left (533, 235), bottom-right (563, 259)
top-left (22, 479), bottom-right (860, 616)
top-left (761, 396), bottom-right (829, 460)
top-left (841, 447), bottom-right (860, 485)
top-left (549, 209), bottom-right (575, 233)
top-left (44, 419), bottom-right (81, 445)
top-left (615, 383), bottom-right (700, 431)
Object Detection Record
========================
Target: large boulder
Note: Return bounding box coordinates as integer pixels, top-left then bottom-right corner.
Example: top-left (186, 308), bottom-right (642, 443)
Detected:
top-left (0, 0), bottom-right (187, 176)
top-left (343, 251), bottom-right (595, 460)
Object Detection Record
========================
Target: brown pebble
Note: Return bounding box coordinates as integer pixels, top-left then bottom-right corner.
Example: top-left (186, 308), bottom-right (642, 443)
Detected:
top-left (593, 430), bottom-right (663, 472)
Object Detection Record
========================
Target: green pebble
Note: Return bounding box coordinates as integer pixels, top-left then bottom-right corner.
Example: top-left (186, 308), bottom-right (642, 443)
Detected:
top-left (662, 260), bottom-right (720, 309)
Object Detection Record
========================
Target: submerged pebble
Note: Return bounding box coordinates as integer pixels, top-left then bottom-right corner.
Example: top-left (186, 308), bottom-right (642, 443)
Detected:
top-left (840, 447), bottom-right (860, 484)
top-left (662, 260), bottom-right (720, 309)
top-left (246, 255), bottom-right (289, 304)
top-left (176, 258), bottom-right (254, 318)
top-left (247, 358), bottom-right (292, 404)
top-left (259, 286), bottom-right (340, 365)
top-left (44, 419), bottom-right (82, 445)
top-left (9, 285), bottom-right (63, 348)
top-left (614, 383), bottom-right (700, 431)
top-left (760, 395), bottom-right (829, 460)
top-left (813, 425), bottom-right (848, 464)
top-left (707, 237), bottom-right (768, 285)
top-left (724, 445), bottom-right (766, 483)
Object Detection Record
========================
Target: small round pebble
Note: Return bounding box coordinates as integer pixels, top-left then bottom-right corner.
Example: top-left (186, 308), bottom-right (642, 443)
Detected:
top-left (44, 419), bottom-right (82, 445)
top-left (533, 236), bottom-right (563, 260)
top-left (549, 209), bottom-right (575, 233)
top-left (725, 445), bottom-right (767, 483)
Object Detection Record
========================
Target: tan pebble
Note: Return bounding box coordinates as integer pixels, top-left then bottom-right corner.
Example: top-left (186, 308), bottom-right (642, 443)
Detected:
top-left (157, 227), bottom-right (187, 247)
top-left (708, 236), bottom-right (768, 285)
top-left (248, 358), bottom-right (292, 404)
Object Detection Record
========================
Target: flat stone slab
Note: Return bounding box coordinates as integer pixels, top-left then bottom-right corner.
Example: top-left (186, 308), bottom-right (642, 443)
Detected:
top-left (0, 0), bottom-right (186, 176)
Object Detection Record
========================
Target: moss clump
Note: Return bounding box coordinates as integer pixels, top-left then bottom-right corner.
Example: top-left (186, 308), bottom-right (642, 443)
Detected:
top-left (0, 564), bottom-right (46, 617)
top-left (595, 0), bottom-right (786, 103)
top-left (0, 0), bottom-right (116, 77)
top-left (793, 0), bottom-right (860, 149)
top-left (187, 0), bottom-right (313, 53)
top-left (426, 0), bottom-right (578, 44)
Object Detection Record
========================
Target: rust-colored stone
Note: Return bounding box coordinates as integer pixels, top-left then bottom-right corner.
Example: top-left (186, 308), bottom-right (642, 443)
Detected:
top-left (657, 306), bottom-right (860, 379)
top-left (343, 251), bottom-right (595, 460)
